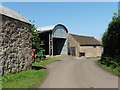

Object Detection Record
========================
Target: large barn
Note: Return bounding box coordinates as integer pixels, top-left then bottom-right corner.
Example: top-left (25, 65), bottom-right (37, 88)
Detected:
top-left (36, 24), bottom-right (68, 56)
top-left (67, 33), bottom-right (102, 57)
top-left (36, 25), bottom-right (102, 57)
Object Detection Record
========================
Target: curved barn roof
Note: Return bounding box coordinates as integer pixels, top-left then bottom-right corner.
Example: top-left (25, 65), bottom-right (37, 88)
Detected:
top-left (36, 24), bottom-right (68, 33)
top-left (0, 5), bottom-right (31, 24)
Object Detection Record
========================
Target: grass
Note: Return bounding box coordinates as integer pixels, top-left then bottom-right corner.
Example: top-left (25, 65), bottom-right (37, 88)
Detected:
top-left (99, 61), bottom-right (120, 77)
top-left (2, 58), bottom-right (60, 88)
top-left (0, 76), bottom-right (2, 90)
top-left (86, 56), bottom-right (101, 59)
top-left (32, 58), bottom-right (60, 67)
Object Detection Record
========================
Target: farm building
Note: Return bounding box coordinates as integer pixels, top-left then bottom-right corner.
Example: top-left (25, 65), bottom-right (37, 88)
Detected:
top-left (36, 24), bottom-right (68, 56)
top-left (0, 5), bottom-right (32, 75)
top-left (67, 33), bottom-right (102, 57)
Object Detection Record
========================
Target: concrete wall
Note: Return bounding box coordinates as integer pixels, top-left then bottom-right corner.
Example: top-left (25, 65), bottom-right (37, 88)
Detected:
top-left (0, 15), bottom-right (32, 75)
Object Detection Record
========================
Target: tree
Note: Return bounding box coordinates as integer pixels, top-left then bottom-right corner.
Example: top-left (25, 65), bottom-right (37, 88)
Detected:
top-left (32, 24), bottom-right (44, 51)
top-left (101, 13), bottom-right (120, 66)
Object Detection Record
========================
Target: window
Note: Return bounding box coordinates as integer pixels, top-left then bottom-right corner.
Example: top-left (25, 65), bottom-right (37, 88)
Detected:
top-left (79, 52), bottom-right (85, 57)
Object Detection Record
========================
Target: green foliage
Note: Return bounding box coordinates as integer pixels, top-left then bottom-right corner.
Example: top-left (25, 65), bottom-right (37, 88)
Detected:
top-left (32, 24), bottom-right (44, 51)
top-left (86, 56), bottom-right (101, 59)
top-left (2, 69), bottom-right (47, 88)
top-left (119, 10), bottom-right (120, 16)
top-left (32, 58), bottom-right (60, 67)
top-left (102, 15), bottom-right (120, 58)
top-left (101, 13), bottom-right (120, 76)
top-left (99, 60), bottom-right (120, 77)
top-left (2, 58), bottom-right (60, 88)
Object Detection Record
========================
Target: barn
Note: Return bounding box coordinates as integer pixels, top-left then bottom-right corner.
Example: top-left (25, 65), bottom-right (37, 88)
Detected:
top-left (0, 5), bottom-right (32, 75)
top-left (36, 24), bottom-right (68, 56)
top-left (67, 33), bottom-right (102, 57)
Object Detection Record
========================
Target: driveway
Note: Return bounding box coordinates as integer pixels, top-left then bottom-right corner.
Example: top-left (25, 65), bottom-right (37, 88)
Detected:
top-left (40, 55), bottom-right (118, 88)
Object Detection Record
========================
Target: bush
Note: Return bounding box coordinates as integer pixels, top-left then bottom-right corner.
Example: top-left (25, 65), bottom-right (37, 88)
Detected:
top-left (101, 15), bottom-right (120, 66)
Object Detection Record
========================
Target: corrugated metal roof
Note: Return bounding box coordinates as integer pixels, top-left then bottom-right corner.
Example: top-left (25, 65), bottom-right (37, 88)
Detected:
top-left (0, 5), bottom-right (31, 24)
top-left (69, 33), bottom-right (101, 46)
top-left (37, 25), bottom-right (56, 32)
top-left (36, 24), bottom-right (68, 33)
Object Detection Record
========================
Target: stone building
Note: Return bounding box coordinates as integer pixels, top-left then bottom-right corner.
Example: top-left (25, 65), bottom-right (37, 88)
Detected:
top-left (0, 5), bottom-right (32, 75)
top-left (67, 33), bottom-right (102, 57)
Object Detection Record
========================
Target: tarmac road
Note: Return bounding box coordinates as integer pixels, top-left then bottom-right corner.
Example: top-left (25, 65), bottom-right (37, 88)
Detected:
top-left (40, 55), bottom-right (118, 88)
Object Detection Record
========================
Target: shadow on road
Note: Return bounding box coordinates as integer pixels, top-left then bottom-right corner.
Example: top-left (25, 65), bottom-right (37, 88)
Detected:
top-left (32, 66), bottom-right (46, 70)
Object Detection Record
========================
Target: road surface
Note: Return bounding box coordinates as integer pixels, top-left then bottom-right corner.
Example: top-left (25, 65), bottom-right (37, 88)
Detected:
top-left (40, 55), bottom-right (118, 88)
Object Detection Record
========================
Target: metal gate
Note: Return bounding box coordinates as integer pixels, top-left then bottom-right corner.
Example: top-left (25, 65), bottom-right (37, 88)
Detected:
top-left (68, 47), bottom-right (76, 56)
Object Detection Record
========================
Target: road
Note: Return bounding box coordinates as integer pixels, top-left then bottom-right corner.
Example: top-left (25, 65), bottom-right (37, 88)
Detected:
top-left (40, 55), bottom-right (118, 88)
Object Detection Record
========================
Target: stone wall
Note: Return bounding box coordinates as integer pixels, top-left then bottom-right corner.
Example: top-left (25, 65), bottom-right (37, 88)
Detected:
top-left (67, 34), bottom-right (102, 58)
top-left (0, 14), bottom-right (3, 75)
top-left (0, 14), bottom-right (32, 75)
top-left (80, 46), bottom-right (102, 57)
top-left (67, 34), bottom-right (81, 57)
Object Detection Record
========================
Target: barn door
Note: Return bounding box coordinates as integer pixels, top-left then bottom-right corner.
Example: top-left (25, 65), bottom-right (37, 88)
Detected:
top-left (68, 47), bottom-right (76, 56)
top-left (53, 38), bottom-right (67, 55)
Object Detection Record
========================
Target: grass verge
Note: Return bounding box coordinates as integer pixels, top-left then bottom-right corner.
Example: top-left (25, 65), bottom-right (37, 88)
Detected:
top-left (0, 75), bottom-right (2, 90)
top-left (99, 61), bottom-right (120, 77)
top-left (86, 56), bottom-right (101, 59)
top-left (2, 58), bottom-right (60, 88)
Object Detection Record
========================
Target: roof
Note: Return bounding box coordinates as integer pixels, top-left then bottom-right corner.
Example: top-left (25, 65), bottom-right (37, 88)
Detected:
top-left (36, 24), bottom-right (68, 33)
top-left (0, 5), bottom-right (31, 24)
top-left (69, 33), bottom-right (101, 46)
top-left (36, 25), bottom-right (56, 32)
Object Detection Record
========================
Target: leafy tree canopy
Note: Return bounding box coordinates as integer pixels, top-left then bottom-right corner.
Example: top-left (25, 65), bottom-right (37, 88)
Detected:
top-left (101, 13), bottom-right (120, 66)
top-left (32, 24), bottom-right (44, 51)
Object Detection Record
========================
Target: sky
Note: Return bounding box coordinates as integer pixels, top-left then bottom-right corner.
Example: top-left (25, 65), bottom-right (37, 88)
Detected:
top-left (2, 2), bottom-right (119, 39)
top-left (1, 0), bottom-right (120, 2)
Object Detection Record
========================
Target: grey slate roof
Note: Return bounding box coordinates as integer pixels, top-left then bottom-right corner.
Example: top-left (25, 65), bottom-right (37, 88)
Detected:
top-left (69, 33), bottom-right (101, 46)
top-left (0, 5), bottom-right (31, 24)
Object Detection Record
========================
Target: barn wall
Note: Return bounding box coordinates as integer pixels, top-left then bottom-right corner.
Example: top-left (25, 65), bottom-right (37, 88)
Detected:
top-left (61, 40), bottom-right (67, 55)
top-left (67, 34), bottom-right (80, 57)
top-left (67, 34), bottom-right (102, 57)
top-left (80, 46), bottom-right (102, 57)
top-left (0, 15), bottom-right (32, 75)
